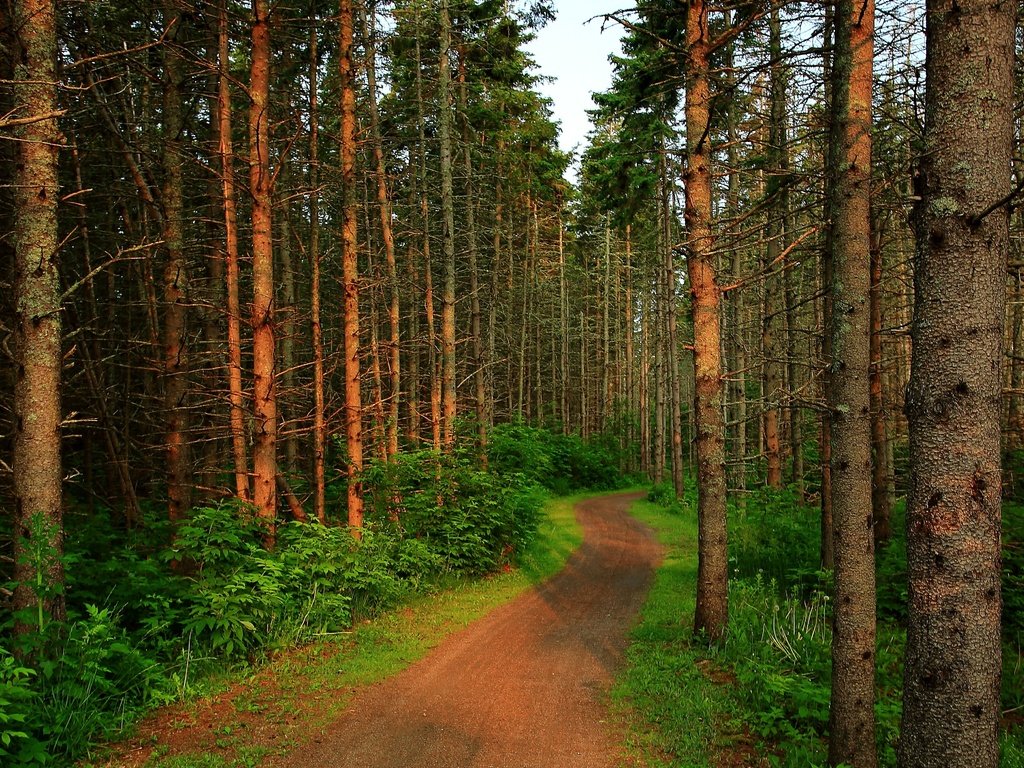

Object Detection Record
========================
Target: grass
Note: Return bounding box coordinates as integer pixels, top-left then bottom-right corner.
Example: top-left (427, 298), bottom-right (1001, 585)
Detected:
top-left (98, 490), bottom-right (590, 768)
top-left (611, 498), bottom-right (741, 768)
top-left (622, 490), bottom-right (1024, 768)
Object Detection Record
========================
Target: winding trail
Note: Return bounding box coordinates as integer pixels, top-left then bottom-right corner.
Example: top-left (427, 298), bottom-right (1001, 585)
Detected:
top-left (278, 491), bottom-right (661, 768)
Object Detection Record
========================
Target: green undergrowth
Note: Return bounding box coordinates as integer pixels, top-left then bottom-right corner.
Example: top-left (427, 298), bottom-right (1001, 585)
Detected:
top-left (89, 490), bottom-right (589, 768)
top-left (628, 485), bottom-right (1024, 768)
top-left (2, 424), bottom-right (630, 766)
top-left (611, 498), bottom-right (734, 768)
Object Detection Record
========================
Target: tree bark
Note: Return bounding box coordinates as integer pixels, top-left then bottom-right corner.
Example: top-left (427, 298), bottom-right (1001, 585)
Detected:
top-left (438, 0), bottom-right (457, 448)
top-left (458, 52), bottom-right (487, 464)
top-left (685, 0), bottom-right (728, 641)
top-left (249, 0), bottom-right (277, 539)
top-left (363, 2), bottom-right (401, 460)
top-left (869, 222), bottom-right (891, 544)
top-left (819, 0), bottom-right (836, 571)
top-left (340, 0), bottom-right (363, 533)
top-left (308, 22), bottom-right (326, 523)
top-left (662, 153), bottom-right (685, 499)
top-left (897, 0), bottom-right (1013, 764)
top-left (218, 0), bottom-right (250, 504)
top-left (161, 2), bottom-right (191, 523)
top-left (11, 0), bottom-right (65, 637)
top-left (826, 0), bottom-right (877, 762)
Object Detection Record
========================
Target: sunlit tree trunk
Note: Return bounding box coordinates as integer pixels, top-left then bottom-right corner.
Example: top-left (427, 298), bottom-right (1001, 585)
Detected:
top-left (249, 0), bottom-right (277, 539)
top-left (217, 0), bottom-right (249, 503)
top-left (898, 0), bottom-right (1013, 763)
top-left (11, 0), bottom-right (65, 636)
top-left (340, 0), bottom-right (363, 532)
top-left (685, 0), bottom-right (728, 640)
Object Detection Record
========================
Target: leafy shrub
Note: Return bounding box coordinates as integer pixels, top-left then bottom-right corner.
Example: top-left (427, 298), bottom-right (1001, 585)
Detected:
top-left (2, 436), bottom-right (560, 763)
top-left (36, 605), bottom-right (161, 762)
top-left (487, 423), bottom-right (624, 493)
top-left (0, 651), bottom-right (43, 764)
top-left (486, 423), bottom-right (556, 487)
top-left (364, 450), bottom-right (545, 574)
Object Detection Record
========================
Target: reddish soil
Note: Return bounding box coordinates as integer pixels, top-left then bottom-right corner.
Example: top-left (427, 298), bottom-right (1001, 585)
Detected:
top-left (272, 490), bottom-right (661, 768)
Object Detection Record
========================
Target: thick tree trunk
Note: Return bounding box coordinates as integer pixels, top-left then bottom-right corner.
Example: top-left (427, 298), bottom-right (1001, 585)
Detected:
top-left (685, 0), bottom-right (728, 641)
top-left (897, 0), bottom-right (1013, 764)
top-left (340, 0), bottom-right (363, 533)
top-left (11, 0), bottom-right (65, 637)
top-left (249, 0), bottom-right (277, 539)
top-left (826, 0), bottom-right (877, 763)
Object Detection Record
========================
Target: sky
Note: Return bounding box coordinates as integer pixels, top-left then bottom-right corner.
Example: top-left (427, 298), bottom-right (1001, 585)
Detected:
top-left (524, 0), bottom-right (626, 176)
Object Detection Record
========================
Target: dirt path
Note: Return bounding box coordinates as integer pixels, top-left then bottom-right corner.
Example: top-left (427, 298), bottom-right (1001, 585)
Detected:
top-left (275, 491), bottom-right (661, 768)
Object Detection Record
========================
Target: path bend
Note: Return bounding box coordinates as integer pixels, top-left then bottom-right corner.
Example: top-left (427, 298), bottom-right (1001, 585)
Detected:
top-left (279, 490), bottom-right (661, 768)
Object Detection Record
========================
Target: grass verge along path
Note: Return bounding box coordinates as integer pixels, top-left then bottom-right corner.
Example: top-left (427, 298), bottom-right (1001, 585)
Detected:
top-left (612, 498), bottom-right (755, 768)
top-left (90, 492), bottom-right (594, 768)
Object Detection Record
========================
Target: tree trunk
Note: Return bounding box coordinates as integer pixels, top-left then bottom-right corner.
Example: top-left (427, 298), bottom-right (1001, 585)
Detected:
top-left (438, 0), bottom-right (457, 448)
top-left (218, 0), bottom-right (249, 504)
top-left (308, 22), bottom-right (326, 522)
top-left (340, 0), bottom-right (363, 533)
top-left (625, 224), bottom-right (634, 466)
top-left (826, 0), bottom-right (877, 762)
top-left (724, 13), bottom-right (747, 503)
top-left (897, 0), bottom-right (1013, 764)
top-left (278, 165), bottom-right (297, 477)
top-left (560, 206), bottom-right (569, 434)
top-left (415, 27), bottom-right (441, 451)
top-left (819, 0), bottom-right (836, 571)
top-left (663, 153), bottom-right (685, 498)
top-left (685, 0), bottom-right (728, 641)
top-left (869, 221), bottom-right (891, 544)
top-left (363, 2), bottom-right (401, 460)
top-left (11, 0), bottom-right (65, 638)
top-left (249, 0), bottom-right (277, 540)
top-left (458, 53), bottom-right (487, 464)
top-left (161, 1), bottom-right (191, 523)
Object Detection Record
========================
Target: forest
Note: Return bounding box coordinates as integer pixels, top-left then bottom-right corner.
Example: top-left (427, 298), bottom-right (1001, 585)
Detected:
top-left (0, 0), bottom-right (1022, 765)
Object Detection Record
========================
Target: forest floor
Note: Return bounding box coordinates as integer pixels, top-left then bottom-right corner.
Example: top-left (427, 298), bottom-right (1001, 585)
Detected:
top-left (89, 491), bottom-right (664, 768)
